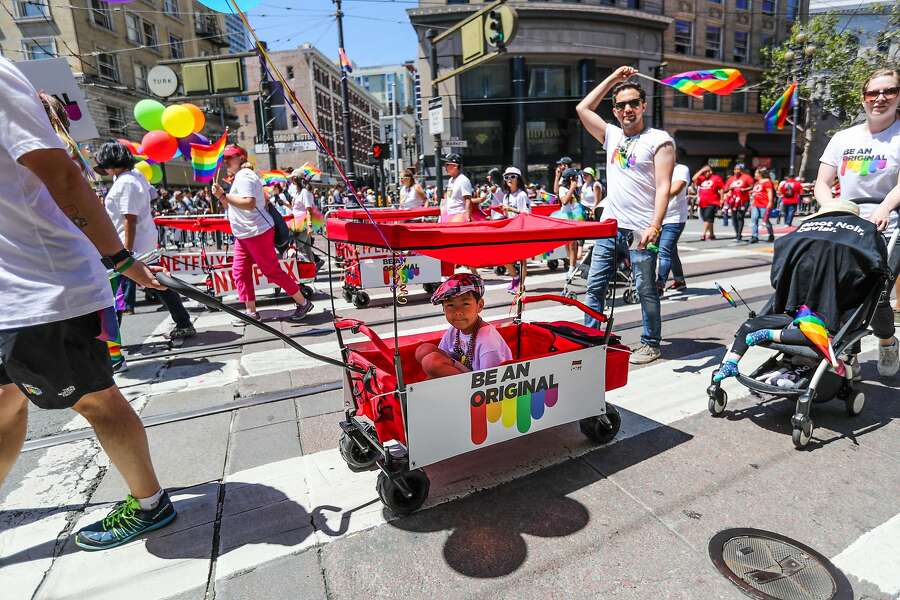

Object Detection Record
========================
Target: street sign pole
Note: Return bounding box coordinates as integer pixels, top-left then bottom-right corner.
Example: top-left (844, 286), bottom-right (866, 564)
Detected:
top-left (334, 0), bottom-right (356, 191)
top-left (428, 28), bottom-right (443, 201)
top-left (257, 42), bottom-right (277, 170)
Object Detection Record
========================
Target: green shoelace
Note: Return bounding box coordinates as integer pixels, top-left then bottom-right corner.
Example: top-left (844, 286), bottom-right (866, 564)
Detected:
top-left (101, 495), bottom-right (143, 537)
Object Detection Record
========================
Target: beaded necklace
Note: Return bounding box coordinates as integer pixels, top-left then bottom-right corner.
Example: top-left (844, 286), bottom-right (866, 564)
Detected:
top-left (452, 318), bottom-right (483, 368)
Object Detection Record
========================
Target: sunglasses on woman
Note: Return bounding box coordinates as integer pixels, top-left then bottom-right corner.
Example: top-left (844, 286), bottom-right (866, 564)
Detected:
top-left (864, 86), bottom-right (899, 101)
top-left (503, 174), bottom-right (517, 180)
top-left (613, 98), bottom-right (642, 110)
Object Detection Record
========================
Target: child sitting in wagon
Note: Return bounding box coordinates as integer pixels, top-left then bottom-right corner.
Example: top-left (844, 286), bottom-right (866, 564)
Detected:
top-left (415, 273), bottom-right (512, 377)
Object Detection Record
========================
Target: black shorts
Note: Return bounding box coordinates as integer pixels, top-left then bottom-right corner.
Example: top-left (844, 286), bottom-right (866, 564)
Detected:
top-left (0, 312), bottom-right (114, 409)
top-left (701, 206), bottom-right (718, 223)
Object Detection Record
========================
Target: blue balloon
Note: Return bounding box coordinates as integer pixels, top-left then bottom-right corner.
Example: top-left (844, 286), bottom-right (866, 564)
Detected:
top-left (194, 0), bottom-right (259, 14)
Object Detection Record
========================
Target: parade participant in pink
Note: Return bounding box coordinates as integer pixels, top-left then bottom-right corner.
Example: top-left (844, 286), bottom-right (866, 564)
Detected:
top-left (212, 145), bottom-right (313, 324)
top-left (415, 274), bottom-right (512, 378)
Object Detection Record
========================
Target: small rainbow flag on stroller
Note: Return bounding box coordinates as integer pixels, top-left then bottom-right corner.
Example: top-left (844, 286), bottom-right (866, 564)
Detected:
top-left (715, 282), bottom-right (737, 307)
top-left (539, 191), bottom-right (558, 203)
top-left (764, 82), bottom-right (797, 132)
top-left (793, 306), bottom-right (840, 369)
top-left (661, 69), bottom-right (746, 97)
top-left (261, 170), bottom-right (289, 186)
top-left (190, 132), bottom-right (227, 183)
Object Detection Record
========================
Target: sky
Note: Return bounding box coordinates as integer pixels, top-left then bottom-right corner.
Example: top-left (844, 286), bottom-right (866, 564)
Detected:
top-left (246, 0), bottom-right (421, 67)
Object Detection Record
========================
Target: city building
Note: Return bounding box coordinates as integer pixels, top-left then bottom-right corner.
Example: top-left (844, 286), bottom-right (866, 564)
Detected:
top-left (223, 13), bottom-right (252, 54)
top-left (409, 0), bottom-right (672, 185)
top-left (661, 0), bottom-right (809, 177)
top-left (233, 43), bottom-right (384, 184)
top-left (0, 0), bottom-right (234, 186)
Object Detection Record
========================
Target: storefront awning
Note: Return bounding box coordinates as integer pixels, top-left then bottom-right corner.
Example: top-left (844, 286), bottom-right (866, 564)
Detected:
top-left (745, 133), bottom-right (796, 156)
top-left (674, 132), bottom-right (746, 156)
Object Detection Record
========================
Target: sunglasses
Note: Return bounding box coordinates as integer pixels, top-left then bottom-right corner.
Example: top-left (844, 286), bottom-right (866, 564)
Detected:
top-left (863, 86), bottom-right (899, 101)
top-left (613, 98), bottom-right (642, 110)
top-left (503, 174), bottom-right (517, 180)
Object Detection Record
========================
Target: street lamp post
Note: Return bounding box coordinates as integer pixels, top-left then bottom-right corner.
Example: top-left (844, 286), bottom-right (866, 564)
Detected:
top-left (783, 32), bottom-right (815, 178)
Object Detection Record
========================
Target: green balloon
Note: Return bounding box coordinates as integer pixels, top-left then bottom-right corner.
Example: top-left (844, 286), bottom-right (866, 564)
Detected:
top-left (149, 162), bottom-right (163, 184)
top-left (134, 99), bottom-right (165, 132)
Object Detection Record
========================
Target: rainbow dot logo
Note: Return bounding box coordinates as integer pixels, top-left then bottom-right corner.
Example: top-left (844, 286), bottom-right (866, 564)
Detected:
top-left (841, 156), bottom-right (887, 177)
top-left (381, 263), bottom-right (420, 285)
top-left (468, 363), bottom-right (559, 445)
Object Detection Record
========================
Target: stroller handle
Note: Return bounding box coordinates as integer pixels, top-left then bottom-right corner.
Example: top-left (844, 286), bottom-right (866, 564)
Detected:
top-left (520, 294), bottom-right (607, 324)
top-left (334, 318), bottom-right (393, 357)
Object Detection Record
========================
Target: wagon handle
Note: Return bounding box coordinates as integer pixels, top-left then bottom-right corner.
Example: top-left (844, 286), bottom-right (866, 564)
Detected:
top-left (520, 294), bottom-right (607, 325)
top-left (334, 318), bottom-right (394, 358)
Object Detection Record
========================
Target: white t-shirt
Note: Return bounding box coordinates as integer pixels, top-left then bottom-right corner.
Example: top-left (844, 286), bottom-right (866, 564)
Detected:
top-left (438, 322), bottom-right (513, 371)
top-left (399, 184), bottom-right (424, 209)
top-left (663, 164), bottom-right (692, 225)
top-left (292, 188), bottom-right (315, 221)
top-left (603, 124), bottom-right (674, 231)
top-left (820, 119), bottom-right (899, 233)
top-left (444, 174), bottom-right (473, 216)
top-left (504, 189), bottom-right (530, 214)
top-left (227, 168), bottom-right (273, 239)
top-left (0, 57), bottom-right (112, 329)
top-left (104, 170), bottom-right (158, 256)
top-left (580, 181), bottom-right (601, 209)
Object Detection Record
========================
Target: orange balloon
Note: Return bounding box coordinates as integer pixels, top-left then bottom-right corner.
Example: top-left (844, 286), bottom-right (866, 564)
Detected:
top-left (183, 103), bottom-right (205, 133)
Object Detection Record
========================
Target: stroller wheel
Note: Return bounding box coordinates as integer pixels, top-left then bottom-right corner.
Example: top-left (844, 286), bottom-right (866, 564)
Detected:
top-left (623, 289), bottom-right (639, 304)
top-left (352, 291), bottom-right (371, 308)
top-left (792, 418), bottom-right (814, 449)
top-left (423, 282), bottom-right (440, 295)
top-left (377, 469), bottom-right (430, 516)
top-left (579, 404), bottom-right (621, 445)
top-left (342, 288), bottom-right (354, 302)
top-left (845, 391), bottom-right (865, 417)
top-left (494, 265), bottom-right (507, 276)
top-left (339, 423), bottom-right (379, 470)
top-left (547, 259), bottom-right (560, 271)
top-left (707, 388), bottom-right (727, 416)
top-left (564, 291), bottom-right (578, 300)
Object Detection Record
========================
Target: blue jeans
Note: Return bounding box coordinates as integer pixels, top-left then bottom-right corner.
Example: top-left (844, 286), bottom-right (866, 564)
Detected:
top-left (584, 229), bottom-right (661, 347)
top-left (656, 222), bottom-right (685, 287)
top-left (750, 206), bottom-right (773, 239)
top-left (783, 203), bottom-right (797, 226)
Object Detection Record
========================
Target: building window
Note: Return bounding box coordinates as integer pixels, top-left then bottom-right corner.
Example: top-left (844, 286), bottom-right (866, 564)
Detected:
top-left (96, 51), bottom-right (119, 81)
top-left (625, 0), bottom-right (641, 8)
top-left (757, 34), bottom-right (772, 62)
top-left (290, 114), bottom-right (299, 128)
top-left (460, 64), bottom-right (510, 99)
top-left (527, 66), bottom-right (568, 98)
top-left (286, 65), bottom-right (294, 79)
top-left (731, 92), bottom-right (746, 112)
top-left (784, 0), bottom-right (798, 21)
top-left (21, 38), bottom-right (56, 60)
top-left (163, 0), bottom-right (178, 16)
top-left (705, 25), bottom-right (722, 59)
top-left (133, 62), bottom-right (148, 92)
top-left (14, 0), bottom-right (49, 19)
top-left (734, 31), bottom-right (749, 63)
top-left (90, 0), bottom-right (113, 30)
top-left (703, 93), bottom-right (719, 111)
top-left (125, 13), bottom-right (141, 44)
top-left (735, 0), bottom-right (750, 8)
top-left (143, 20), bottom-right (159, 49)
top-left (169, 35), bottom-right (184, 59)
top-left (708, 0), bottom-right (722, 3)
top-left (105, 104), bottom-right (127, 134)
top-left (674, 20), bottom-right (693, 55)
top-left (762, 0), bottom-right (775, 14)
top-left (673, 92), bottom-right (690, 109)
top-left (243, 113), bottom-right (249, 124)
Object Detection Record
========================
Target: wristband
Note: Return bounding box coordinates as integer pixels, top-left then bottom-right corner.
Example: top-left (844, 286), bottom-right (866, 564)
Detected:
top-left (114, 256), bottom-right (135, 274)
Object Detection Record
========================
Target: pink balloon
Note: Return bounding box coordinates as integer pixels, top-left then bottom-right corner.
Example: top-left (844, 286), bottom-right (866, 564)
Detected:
top-left (141, 130), bottom-right (178, 163)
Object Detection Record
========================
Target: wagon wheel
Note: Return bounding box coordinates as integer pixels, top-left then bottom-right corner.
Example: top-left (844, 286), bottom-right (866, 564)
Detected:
top-left (547, 259), bottom-right (560, 271)
top-left (338, 422), bottom-right (379, 470)
top-left (494, 265), bottom-right (507, 276)
top-left (342, 288), bottom-right (354, 302)
top-left (423, 282), bottom-right (440, 295)
top-left (353, 291), bottom-right (371, 308)
top-left (377, 469), bottom-right (430, 516)
top-left (579, 404), bottom-right (621, 445)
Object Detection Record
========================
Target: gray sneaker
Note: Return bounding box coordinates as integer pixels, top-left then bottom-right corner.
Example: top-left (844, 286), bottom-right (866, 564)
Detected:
top-left (848, 356), bottom-right (861, 382)
top-left (287, 301), bottom-right (314, 323)
top-left (877, 337), bottom-right (899, 377)
top-left (629, 344), bottom-right (661, 365)
top-left (231, 311), bottom-right (260, 327)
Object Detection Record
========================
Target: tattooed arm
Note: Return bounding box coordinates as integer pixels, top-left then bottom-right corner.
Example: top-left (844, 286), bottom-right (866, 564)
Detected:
top-left (18, 148), bottom-right (165, 289)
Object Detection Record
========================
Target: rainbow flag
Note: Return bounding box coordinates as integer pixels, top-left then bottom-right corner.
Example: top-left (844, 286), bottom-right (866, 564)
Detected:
top-left (549, 204), bottom-right (586, 221)
top-left (305, 207), bottom-right (326, 232)
top-left (261, 170), bottom-right (288, 186)
top-left (662, 69), bottom-right (746, 97)
top-left (764, 82), bottom-right (797, 132)
top-left (338, 48), bottom-right (353, 73)
top-left (715, 282), bottom-right (737, 307)
top-left (117, 138), bottom-right (147, 160)
top-left (793, 306), bottom-right (840, 369)
top-left (190, 132), bottom-right (227, 183)
top-left (539, 191), bottom-right (557, 203)
top-left (299, 162), bottom-right (321, 178)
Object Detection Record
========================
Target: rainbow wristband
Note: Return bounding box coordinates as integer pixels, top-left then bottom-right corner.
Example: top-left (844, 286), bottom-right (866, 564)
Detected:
top-left (114, 256), bottom-right (135, 274)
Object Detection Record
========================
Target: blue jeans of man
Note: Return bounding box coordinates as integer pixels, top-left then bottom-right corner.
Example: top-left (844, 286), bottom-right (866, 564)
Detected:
top-left (584, 229), bottom-right (661, 347)
top-left (656, 222), bottom-right (685, 288)
top-left (120, 277), bottom-right (192, 328)
top-left (750, 206), bottom-right (773, 240)
top-left (783, 203), bottom-right (797, 226)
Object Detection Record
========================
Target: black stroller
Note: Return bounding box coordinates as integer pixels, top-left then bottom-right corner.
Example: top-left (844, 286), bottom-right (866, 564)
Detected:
top-left (561, 242), bottom-right (639, 304)
top-left (707, 199), bottom-right (898, 449)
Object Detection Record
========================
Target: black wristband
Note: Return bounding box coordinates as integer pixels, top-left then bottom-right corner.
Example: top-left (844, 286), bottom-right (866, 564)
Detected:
top-left (101, 248), bottom-right (132, 270)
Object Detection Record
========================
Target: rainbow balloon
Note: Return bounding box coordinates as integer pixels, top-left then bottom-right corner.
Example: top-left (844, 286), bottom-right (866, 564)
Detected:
top-left (662, 69), bottom-right (746, 97)
top-left (261, 170), bottom-right (289, 186)
top-left (793, 306), bottom-right (839, 368)
top-left (190, 132), bottom-right (227, 183)
top-left (764, 82), bottom-right (797, 132)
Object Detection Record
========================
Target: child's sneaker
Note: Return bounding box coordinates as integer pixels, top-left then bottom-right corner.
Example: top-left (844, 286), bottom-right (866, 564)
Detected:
top-left (877, 337), bottom-right (899, 377)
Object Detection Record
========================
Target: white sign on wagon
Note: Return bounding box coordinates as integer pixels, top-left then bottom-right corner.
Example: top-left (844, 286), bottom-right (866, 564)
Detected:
top-left (358, 254), bottom-right (442, 289)
top-left (210, 258), bottom-right (307, 296)
top-left (14, 57), bottom-right (99, 141)
top-left (405, 345), bottom-right (607, 469)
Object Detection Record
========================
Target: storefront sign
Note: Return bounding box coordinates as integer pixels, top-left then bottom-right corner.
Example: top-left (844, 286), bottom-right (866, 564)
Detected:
top-left (752, 156), bottom-right (772, 169)
top-left (708, 158), bottom-right (732, 168)
top-left (359, 254), bottom-right (442, 288)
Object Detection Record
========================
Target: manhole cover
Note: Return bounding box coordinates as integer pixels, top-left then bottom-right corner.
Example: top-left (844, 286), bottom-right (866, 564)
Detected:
top-left (708, 528), bottom-right (852, 600)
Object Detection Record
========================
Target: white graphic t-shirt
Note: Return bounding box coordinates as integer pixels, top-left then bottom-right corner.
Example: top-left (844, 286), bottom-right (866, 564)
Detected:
top-left (603, 124), bottom-right (674, 231)
top-left (443, 173), bottom-right (473, 217)
top-left (820, 119), bottom-right (899, 232)
top-left (663, 163), bottom-right (692, 225)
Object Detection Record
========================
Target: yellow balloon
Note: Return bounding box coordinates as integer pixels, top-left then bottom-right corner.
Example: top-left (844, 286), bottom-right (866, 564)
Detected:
top-left (161, 105), bottom-right (194, 138)
top-left (135, 160), bottom-right (153, 181)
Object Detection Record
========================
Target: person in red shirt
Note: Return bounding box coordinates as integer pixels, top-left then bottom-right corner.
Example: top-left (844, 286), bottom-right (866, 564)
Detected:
top-left (778, 175), bottom-right (803, 226)
top-left (750, 168), bottom-right (775, 243)
top-left (724, 163), bottom-right (754, 242)
top-left (692, 164), bottom-right (724, 240)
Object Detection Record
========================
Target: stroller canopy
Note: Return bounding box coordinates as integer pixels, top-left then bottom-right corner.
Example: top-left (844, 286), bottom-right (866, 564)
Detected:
top-left (326, 213), bottom-right (618, 267)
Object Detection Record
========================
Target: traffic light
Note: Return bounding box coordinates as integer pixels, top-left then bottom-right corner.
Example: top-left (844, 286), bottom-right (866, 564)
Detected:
top-left (371, 142), bottom-right (389, 160)
top-left (486, 10), bottom-right (504, 47)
